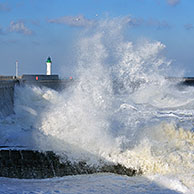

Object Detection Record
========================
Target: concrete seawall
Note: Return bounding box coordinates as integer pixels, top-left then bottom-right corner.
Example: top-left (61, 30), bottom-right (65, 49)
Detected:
top-left (0, 149), bottom-right (139, 179)
top-left (0, 77), bottom-right (72, 117)
top-left (0, 80), bottom-right (16, 117)
top-left (19, 79), bottom-right (72, 91)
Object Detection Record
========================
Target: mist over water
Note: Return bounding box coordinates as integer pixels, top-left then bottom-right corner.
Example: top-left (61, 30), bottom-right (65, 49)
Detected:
top-left (1, 17), bottom-right (194, 192)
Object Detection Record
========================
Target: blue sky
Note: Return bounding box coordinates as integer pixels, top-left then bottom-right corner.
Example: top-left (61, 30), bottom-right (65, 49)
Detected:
top-left (0, 0), bottom-right (194, 77)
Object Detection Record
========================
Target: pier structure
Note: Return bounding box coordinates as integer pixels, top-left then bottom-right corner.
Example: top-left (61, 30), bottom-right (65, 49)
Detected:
top-left (0, 56), bottom-right (74, 117)
top-left (0, 74), bottom-right (72, 117)
top-left (167, 77), bottom-right (194, 85)
top-left (0, 79), bottom-right (16, 117)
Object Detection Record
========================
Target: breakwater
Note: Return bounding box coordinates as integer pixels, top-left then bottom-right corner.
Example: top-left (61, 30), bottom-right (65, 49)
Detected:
top-left (0, 80), bottom-right (16, 117)
top-left (0, 149), bottom-right (139, 179)
top-left (0, 75), bottom-right (72, 117)
top-left (167, 77), bottom-right (194, 86)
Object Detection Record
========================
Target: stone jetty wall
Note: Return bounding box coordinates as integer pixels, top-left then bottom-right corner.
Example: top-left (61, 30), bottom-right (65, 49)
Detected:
top-left (0, 78), bottom-right (72, 118)
top-left (0, 80), bottom-right (16, 117)
top-left (0, 150), bottom-right (140, 179)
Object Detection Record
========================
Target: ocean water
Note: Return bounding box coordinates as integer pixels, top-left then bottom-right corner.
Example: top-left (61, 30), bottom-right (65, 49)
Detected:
top-left (0, 18), bottom-right (194, 193)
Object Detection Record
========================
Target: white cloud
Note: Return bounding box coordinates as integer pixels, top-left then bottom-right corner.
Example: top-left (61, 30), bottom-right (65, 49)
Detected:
top-left (0, 3), bottom-right (10, 12)
top-left (128, 17), bottom-right (171, 30)
top-left (147, 19), bottom-right (171, 29)
top-left (48, 15), bottom-right (170, 30)
top-left (0, 27), bottom-right (4, 35)
top-left (167, 0), bottom-right (180, 6)
top-left (48, 15), bottom-right (93, 27)
top-left (184, 24), bottom-right (194, 30)
top-left (9, 21), bottom-right (33, 35)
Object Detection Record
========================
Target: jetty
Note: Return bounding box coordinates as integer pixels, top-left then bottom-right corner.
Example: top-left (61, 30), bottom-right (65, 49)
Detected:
top-left (0, 149), bottom-right (139, 179)
top-left (167, 77), bottom-right (194, 86)
top-left (0, 74), bottom-right (72, 117)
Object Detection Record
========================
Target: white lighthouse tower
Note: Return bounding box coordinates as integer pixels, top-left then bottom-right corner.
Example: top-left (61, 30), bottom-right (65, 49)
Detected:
top-left (46, 57), bottom-right (52, 75)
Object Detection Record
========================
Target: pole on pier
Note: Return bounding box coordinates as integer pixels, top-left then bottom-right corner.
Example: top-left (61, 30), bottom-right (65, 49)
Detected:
top-left (16, 60), bottom-right (18, 77)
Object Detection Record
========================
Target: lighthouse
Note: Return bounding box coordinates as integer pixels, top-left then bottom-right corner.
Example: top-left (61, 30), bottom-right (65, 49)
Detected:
top-left (46, 57), bottom-right (52, 75)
